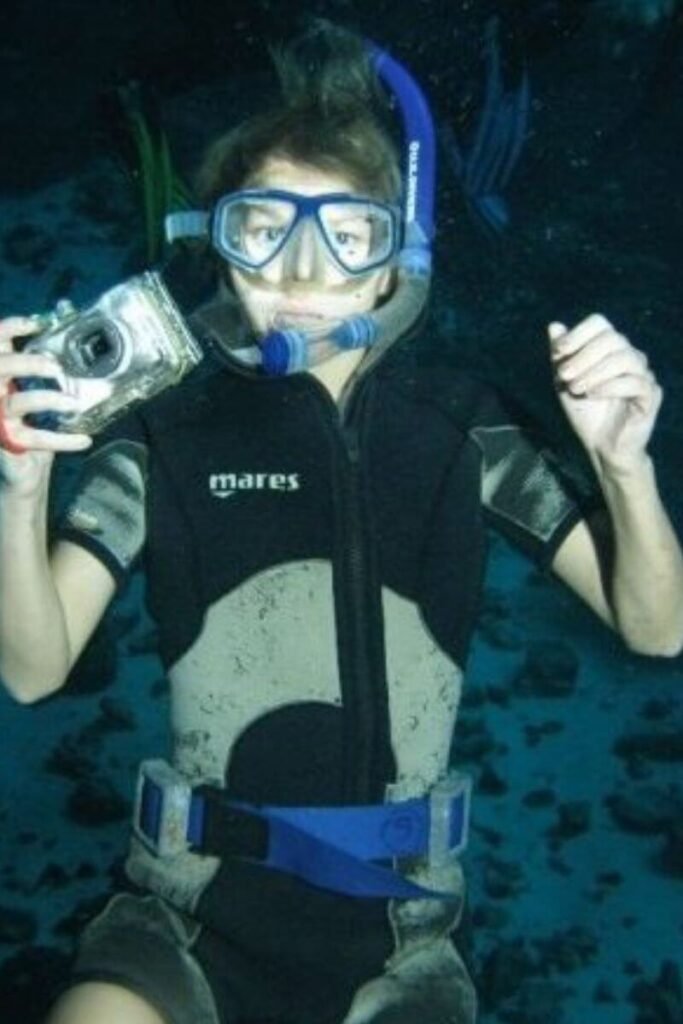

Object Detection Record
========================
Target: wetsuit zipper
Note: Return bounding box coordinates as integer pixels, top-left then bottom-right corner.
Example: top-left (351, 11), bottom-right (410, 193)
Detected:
top-left (308, 375), bottom-right (394, 805)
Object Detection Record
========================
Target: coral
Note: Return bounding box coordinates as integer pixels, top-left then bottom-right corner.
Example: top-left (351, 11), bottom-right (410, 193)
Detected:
top-left (595, 0), bottom-right (679, 27)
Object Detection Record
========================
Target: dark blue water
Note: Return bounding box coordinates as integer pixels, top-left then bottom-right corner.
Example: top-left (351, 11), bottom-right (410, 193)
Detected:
top-left (0, 3), bottom-right (680, 1021)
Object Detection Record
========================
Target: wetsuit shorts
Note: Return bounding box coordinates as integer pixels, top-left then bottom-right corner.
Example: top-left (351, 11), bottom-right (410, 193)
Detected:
top-left (68, 887), bottom-right (477, 1024)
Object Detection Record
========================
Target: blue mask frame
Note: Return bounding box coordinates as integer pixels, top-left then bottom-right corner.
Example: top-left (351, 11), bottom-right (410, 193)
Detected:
top-left (210, 188), bottom-right (401, 277)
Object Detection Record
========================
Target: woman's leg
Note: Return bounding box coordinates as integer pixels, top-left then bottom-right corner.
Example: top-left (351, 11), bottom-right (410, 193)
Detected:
top-left (45, 981), bottom-right (168, 1024)
top-left (56, 892), bottom-right (221, 1024)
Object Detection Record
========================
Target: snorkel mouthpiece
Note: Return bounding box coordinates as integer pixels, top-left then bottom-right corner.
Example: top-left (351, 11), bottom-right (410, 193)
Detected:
top-left (261, 315), bottom-right (379, 375)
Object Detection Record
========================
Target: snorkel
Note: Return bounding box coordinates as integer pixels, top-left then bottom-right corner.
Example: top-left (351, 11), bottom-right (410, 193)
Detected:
top-left (258, 43), bottom-right (436, 375)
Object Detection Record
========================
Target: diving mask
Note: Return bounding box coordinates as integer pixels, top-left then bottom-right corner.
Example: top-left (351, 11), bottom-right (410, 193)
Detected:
top-left (171, 190), bottom-right (400, 280)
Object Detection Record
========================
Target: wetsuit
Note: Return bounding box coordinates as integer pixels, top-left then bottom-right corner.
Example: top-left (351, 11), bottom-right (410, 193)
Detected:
top-left (54, 331), bottom-right (594, 1024)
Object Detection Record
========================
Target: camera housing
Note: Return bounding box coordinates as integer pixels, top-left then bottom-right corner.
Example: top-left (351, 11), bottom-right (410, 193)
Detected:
top-left (18, 271), bottom-right (203, 435)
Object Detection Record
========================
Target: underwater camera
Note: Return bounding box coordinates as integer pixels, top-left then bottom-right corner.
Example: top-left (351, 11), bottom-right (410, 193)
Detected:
top-left (17, 271), bottom-right (203, 435)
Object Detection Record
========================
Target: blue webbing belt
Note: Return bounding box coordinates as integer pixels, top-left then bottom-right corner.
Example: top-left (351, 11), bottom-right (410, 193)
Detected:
top-left (135, 765), bottom-right (469, 901)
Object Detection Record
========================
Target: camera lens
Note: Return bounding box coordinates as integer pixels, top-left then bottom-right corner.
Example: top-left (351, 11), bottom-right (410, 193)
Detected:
top-left (81, 331), bottom-right (110, 365)
top-left (63, 317), bottom-right (124, 377)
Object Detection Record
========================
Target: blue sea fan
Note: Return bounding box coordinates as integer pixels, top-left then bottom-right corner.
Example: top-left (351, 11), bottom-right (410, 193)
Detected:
top-left (442, 18), bottom-right (530, 235)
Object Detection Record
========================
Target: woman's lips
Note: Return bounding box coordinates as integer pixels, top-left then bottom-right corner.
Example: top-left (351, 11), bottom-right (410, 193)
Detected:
top-left (272, 309), bottom-right (332, 329)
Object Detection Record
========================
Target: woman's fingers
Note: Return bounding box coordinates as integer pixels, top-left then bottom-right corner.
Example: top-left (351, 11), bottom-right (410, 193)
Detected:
top-left (3, 387), bottom-right (80, 417)
top-left (0, 317), bottom-right (92, 457)
top-left (0, 408), bottom-right (92, 453)
top-left (0, 316), bottom-right (41, 348)
top-left (0, 352), bottom-right (67, 393)
top-left (9, 427), bottom-right (92, 452)
top-left (556, 349), bottom-right (648, 396)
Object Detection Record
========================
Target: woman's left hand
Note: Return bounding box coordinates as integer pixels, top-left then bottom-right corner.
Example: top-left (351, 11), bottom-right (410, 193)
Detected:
top-left (549, 313), bottom-right (663, 472)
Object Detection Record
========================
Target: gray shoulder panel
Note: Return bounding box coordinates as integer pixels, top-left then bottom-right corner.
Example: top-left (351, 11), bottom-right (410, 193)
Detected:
top-left (469, 423), bottom-right (577, 545)
top-left (59, 439), bottom-right (148, 573)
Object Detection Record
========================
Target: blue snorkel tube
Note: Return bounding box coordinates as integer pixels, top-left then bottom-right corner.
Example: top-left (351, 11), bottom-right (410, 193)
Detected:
top-left (259, 42), bottom-right (437, 375)
top-left (371, 44), bottom-right (436, 273)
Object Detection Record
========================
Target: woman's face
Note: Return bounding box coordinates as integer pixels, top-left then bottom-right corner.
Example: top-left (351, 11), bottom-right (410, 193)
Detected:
top-left (228, 156), bottom-right (394, 337)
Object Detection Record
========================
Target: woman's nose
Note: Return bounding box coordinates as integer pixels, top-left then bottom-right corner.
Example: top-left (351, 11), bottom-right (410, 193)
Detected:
top-left (283, 221), bottom-right (324, 282)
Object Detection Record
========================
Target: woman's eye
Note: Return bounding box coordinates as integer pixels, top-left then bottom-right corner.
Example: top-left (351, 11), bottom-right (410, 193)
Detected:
top-left (251, 226), bottom-right (285, 242)
top-left (336, 226), bottom-right (371, 250)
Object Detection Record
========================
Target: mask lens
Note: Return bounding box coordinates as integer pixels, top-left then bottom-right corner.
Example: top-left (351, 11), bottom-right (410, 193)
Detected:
top-left (318, 201), bottom-right (395, 273)
top-left (216, 196), bottom-right (297, 269)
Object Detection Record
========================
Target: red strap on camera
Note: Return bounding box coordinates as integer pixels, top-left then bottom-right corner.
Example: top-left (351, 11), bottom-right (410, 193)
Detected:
top-left (0, 381), bottom-right (28, 455)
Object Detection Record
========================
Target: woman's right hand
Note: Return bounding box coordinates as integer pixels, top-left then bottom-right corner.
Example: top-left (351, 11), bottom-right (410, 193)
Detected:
top-left (0, 316), bottom-right (92, 498)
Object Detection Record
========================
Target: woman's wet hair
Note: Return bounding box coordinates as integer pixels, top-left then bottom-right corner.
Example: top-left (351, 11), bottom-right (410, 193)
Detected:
top-left (195, 20), bottom-right (402, 205)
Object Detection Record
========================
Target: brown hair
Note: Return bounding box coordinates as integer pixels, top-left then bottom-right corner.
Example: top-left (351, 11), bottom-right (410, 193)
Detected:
top-left (194, 20), bottom-right (402, 206)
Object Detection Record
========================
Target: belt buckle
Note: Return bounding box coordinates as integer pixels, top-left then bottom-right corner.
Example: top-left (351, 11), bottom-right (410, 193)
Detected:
top-left (133, 758), bottom-right (193, 858)
top-left (429, 771), bottom-right (471, 866)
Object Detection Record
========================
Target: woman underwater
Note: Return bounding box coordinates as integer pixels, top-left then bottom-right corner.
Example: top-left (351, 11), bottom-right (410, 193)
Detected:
top-left (0, 20), bottom-right (682, 1024)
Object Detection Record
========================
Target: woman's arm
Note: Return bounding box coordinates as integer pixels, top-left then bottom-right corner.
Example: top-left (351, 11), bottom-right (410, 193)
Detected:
top-left (547, 314), bottom-right (683, 657)
top-left (1, 487), bottom-right (116, 702)
top-left (0, 316), bottom-right (115, 702)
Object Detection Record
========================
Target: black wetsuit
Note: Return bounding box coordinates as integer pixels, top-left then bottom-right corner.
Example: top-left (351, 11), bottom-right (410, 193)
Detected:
top-left (55, 335), bottom-right (594, 1024)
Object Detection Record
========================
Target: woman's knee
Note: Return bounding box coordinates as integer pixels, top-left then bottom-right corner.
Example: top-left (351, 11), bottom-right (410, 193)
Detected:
top-left (45, 981), bottom-right (168, 1024)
